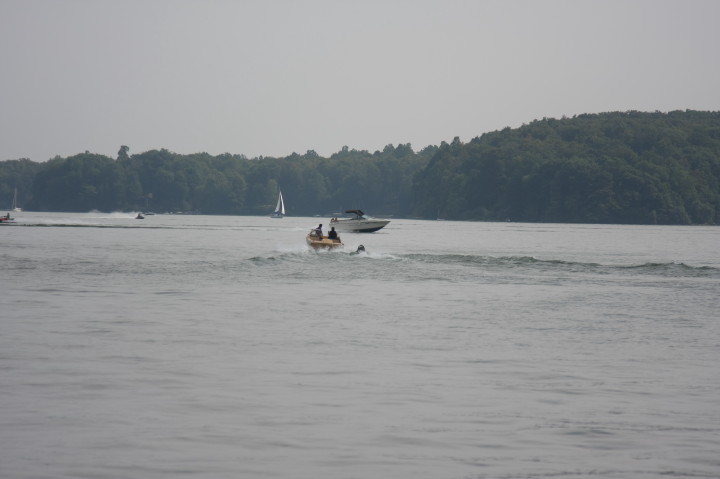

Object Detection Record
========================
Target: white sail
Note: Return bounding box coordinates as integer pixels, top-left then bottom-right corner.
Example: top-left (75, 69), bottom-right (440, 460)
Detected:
top-left (271, 190), bottom-right (285, 217)
top-left (12, 188), bottom-right (22, 212)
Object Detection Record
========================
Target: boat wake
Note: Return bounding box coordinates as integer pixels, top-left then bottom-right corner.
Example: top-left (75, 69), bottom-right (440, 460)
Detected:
top-left (247, 250), bottom-right (719, 280)
top-left (403, 253), bottom-right (720, 278)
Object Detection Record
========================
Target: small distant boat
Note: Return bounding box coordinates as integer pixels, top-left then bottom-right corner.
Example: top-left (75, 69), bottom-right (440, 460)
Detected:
top-left (11, 188), bottom-right (21, 212)
top-left (330, 209), bottom-right (390, 233)
top-left (306, 229), bottom-right (343, 249)
top-left (0, 212), bottom-right (15, 225)
top-left (135, 213), bottom-right (145, 219)
top-left (271, 190), bottom-right (285, 218)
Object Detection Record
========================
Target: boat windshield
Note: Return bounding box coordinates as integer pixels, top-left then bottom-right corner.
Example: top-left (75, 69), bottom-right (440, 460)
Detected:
top-left (345, 209), bottom-right (365, 219)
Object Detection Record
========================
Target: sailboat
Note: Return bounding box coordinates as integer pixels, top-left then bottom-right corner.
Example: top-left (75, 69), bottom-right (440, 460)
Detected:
top-left (270, 190), bottom-right (285, 218)
top-left (11, 188), bottom-right (21, 212)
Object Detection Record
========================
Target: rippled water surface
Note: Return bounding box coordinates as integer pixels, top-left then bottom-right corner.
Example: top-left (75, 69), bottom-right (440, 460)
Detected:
top-left (1, 213), bottom-right (719, 478)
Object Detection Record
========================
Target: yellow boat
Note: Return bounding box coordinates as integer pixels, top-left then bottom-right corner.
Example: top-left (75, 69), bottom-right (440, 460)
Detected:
top-left (306, 229), bottom-right (343, 249)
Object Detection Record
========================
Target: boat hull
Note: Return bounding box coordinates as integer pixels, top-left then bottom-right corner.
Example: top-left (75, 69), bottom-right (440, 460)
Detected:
top-left (306, 234), bottom-right (343, 249)
top-left (329, 218), bottom-right (389, 233)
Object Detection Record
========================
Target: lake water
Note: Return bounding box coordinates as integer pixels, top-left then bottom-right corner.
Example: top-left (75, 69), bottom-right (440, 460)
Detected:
top-left (1, 212), bottom-right (719, 479)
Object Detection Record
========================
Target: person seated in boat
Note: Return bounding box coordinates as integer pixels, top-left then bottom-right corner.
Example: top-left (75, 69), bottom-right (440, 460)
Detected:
top-left (314, 224), bottom-right (323, 238)
top-left (328, 227), bottom-right (339, 241)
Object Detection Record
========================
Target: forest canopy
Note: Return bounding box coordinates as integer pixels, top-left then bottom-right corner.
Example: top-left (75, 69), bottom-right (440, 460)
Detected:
top-left (2, 110), bottom-right (719, 225)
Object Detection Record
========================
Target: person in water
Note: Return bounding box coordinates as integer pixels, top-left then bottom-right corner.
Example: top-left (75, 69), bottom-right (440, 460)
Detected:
top-left (355, 245), bottom-right (365, 254)
top-left (328, 227), bottom-right (339, 240)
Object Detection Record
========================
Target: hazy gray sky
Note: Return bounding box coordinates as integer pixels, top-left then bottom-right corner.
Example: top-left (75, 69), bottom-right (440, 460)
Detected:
top-left (2, 0), bottom-right (719, 162)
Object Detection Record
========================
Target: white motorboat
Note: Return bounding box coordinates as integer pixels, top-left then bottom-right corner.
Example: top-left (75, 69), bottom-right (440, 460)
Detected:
top-left (329, 209), bottom-right (390, 233)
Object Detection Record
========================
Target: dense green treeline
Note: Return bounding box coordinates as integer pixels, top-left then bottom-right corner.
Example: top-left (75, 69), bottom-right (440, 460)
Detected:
top-left (416, 110), bottom-right (720, 224)
top-left (2, 110), bottom-right (719, 224)
top-left (1, 143), bottom-right (433, 216)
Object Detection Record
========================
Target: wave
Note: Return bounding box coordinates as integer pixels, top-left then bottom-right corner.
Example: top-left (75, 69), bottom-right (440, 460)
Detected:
top-left (400, 253), bottom-right (720, 278)
top-left (8, 220), bottom-right (190, 230)
top-left (13, 223), bottom-right (162, 229)
top-left (244, 249), bottom-right (719, 277)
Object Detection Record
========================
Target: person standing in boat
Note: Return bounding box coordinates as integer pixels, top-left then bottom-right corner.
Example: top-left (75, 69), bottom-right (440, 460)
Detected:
top-left (315, 224), bottom-right (323, 238)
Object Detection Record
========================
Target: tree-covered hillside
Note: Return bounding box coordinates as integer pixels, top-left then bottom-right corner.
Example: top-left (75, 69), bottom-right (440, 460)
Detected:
top-left (1, 110), bottom-right (719, 224)
top-left (414, 110), bottom-right (720, 224)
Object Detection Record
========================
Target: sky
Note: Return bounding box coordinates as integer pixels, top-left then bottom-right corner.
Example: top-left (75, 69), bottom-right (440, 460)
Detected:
top-left (1, 0), bottom-right (719, 162)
